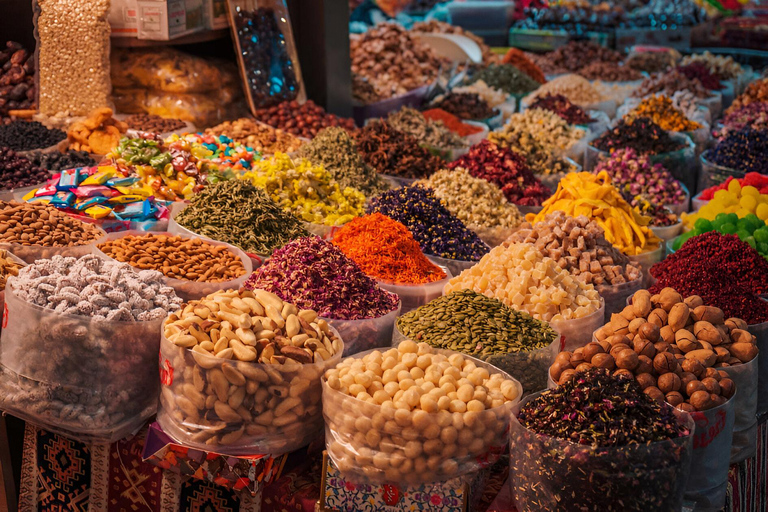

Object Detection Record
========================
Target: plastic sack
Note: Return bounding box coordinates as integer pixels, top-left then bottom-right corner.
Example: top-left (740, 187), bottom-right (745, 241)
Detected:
top-left (378, 265), bottom-right (451, 315)
top-left (112, 87), bottom-right (244, 128)
top-left (111, 47), bottom-right (238, 94)
top-left (551, 300), bottom-right (605, 352)
top-left (303, 222), bottom-right (345, 241)
top-left (0, 226), bottom-right (106, 265)
top-left (684, 397), bottom-right (736, 512)
top-left (583, 110), bottom-right (611, 138)
top-left (651, 221), bottom-right (684, 242)
top-left (562, 128), bottom-right (591, 166)
top-left (323, 348), bottom-right (522, 485)
top-left (0, 282), bottom-right (164, 442)
top-left (463, 121), bottom-right (489, 147)
top-left (597, 275), bottom-right (645, 323)
top-left (324, 303), bottom-right (401, 356)
top-left (749, 320), bottom-right (768, 418)
top-left (698, 150), bottom-right (745, 192)
top-left (510, 392), bottom-right (695, 512)
top-left (168, 206), bottom-right (268, 270)
top-left (700, 92), bottom-right (723, 120)
top-left (392, 324), bottom-right (560, 396)
top-left (427, 254), bottom-right (479, 280)
top-left (720, 357), bottom-right (758, 463)
top-left (157, 329), bottom-right (342, 455)
top-left (628, 246), bottom-right (664, 287)
top-left (379, 173), bottom-right (417, 189)
top-left (92, 231), bottom-right (253, 302)
top-left (584, 99), bottom-right (617, 120)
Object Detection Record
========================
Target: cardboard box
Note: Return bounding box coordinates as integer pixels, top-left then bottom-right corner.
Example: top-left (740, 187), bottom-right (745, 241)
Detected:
top-left (204, 0), bottom-right (229, 30)
top-left (109, 0), bottom-right (139, 38)
top-left (142, 422), bottom-right (288, 496)
top-left (136, 0), bottom-right (206, 40)
top-left (319, 452), bottom-right (490, 512)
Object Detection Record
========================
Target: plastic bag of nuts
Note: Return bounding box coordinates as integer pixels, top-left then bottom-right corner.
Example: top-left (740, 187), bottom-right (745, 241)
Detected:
top-left (322, 341), bottom-right (522, 485)
top-left (324, 304), bottom-right (401, 357)
top-left (94, 231), bottom-right (253, 302)
top-left (157, 289), bottom-right (343, 454)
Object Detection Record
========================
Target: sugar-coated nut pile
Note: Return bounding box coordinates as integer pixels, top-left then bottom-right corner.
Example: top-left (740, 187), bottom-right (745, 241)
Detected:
top-left (555, 288), bottom-right (755, 412)
top-left (98, 234), bottom-right (246, 283)
top-left (37, 0), bottom-right (111, 115)
top-left (506, 212), bottom-right (641, 286)
top-left (0, 201), bottom-right (103, 247)
top-left (495, 108), bottom-right (586, 154)
top-left (206, 118), bottom-right (304, 154)
top-left (524, 74), bottom-right (605, 107)
top-left (417, 168), bottom-right (523, 231)
top-left (632, 70), bottom-right (711, 99)
top-left (11, 254), bottom-right (182, 321)
top-left (160, 289), bottom-right (342, 449)
top-left (681, 52), bottom-right (743, 80)
top-left (445, 242), bottom-right (602, 322)
top-left (350, 23), bottom-right (442, 99)
top-left (324, 340), bottom-right (520, 483)
top-left (66, 107), bottom-right (128, 154)
top-left (123, 114), bottom-right (187, 134)
top-left (0, 249), bottom-right (21, 291)
top-left (453, 81), bottom-right (508, 108)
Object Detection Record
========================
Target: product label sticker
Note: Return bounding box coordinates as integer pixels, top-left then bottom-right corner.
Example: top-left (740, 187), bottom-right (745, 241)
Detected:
top-left (692, 409), bottom-right (727, 449)
top-left (159, 352), bottom-right (174, 386)
top-left (2, 302), bottom-right (7, 329)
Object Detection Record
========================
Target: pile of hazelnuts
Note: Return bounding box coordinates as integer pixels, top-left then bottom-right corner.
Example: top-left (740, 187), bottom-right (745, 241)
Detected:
top-left (549, 288), bottom-right (756, 412)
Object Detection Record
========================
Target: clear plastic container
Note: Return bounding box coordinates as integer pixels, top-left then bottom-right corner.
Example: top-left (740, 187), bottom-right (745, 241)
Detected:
top-left (585, 133), bottom-right (696, 192)
top-left (0, 225), bottom-right (107, 265)
top-left (156, 329), bottom-right (342, 455)
top-left (378, 174), bottom-right (417, 189)
top-left (168, 206), bottom-right (269, 270)
top-left (228, 0), bottom-right (305, 113)
top-left (426, 253), bottom-right (482, 280)
top-left (392, 323), bottom-right (560, 396)
top-left (469, 224), bottom-right (515, 248)
top-left (597, 275), bottom-right (644, 322)
top-left (463, 121), bottom-right (489, 147)
top-left (692, 191), bottom-right (708, 212)
top-left (0, 251), bottom-right (25, 336)
top-left (651, 221), bottom-right (684, 242)
top-left (562, 128), bottom-right (591, 166)
top-left (517, 205), bottom-right (543, 216)
top-left (720, 357), bottom-right (757, 464)
top-left (93, 231), bottom-right (253, 302)
top-left (698, 150), bottom-right (745, 193)
top-left (0, 281), bottom-right (165, 442)
top-left (323, 348), bottom-right (522, 485)
top-left (377, 265), bottom-right (452, 315)
top-left (749, 320), bottom-right (768, 418)
top-left (685, 396), bottom-right (736, 512)
top-left (551, 300), bottom-right (605, 352)
top-left (303, 222), bottom-right (347, 241)
top-left (510, 392), bottom-right (695, 512)
top-left (628, 245), bottom-right (664, 287)
top-left (324, 303), bottom-right (401, 357)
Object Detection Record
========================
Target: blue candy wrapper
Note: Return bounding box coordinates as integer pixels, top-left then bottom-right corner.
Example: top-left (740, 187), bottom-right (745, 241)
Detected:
top-left (114, 199), bottom-right (156, 220)
top-left (106, 176), bottom-right (140, 187)
top-left (50, 191), bottom-right (76, 207)
top-left (57, 168), bottom-right (84, 190)
top-left (75, 196), bottom-right (110, 211)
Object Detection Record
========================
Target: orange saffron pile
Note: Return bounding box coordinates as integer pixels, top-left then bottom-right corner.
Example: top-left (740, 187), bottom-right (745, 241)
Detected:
top-left (422, 109), bottom-right (483, 137)
top-left (332, 213), bottom-right (446, 284)
top-left (501, 48), bottom-right (547, 84)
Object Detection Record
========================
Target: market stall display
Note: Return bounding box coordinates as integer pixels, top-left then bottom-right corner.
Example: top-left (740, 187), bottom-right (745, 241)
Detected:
top-left (626, 50), bottom-right (679, 74)
top-left (633, 70), bottom-right (713, 100)
top-left (726, 78), bottom-right (768, 115)
top-left (684, 180), bottom-right (768, 232)
top-left (410, 20), bottom-right (497, 66)
top-left (500, 48), bottom-right (546, 84)
top-left (577, 61), bottom-right (642, 82)
top-left (527, 94), bottom-right (594, 125)
top-left (468, 64), bottom-right (540, 98)
top-left (158, 288), bottom-right (342, 454)
top-left (427, 92), bottom-right (498, 122)
top-left (717, 103), bottom-right (768, 138)
top-left (522, 74), bottom-right (609, 109)
top-left (323, 340), bottom-right (522, 483)
top-left (64, 108), bottom-right (128, 155)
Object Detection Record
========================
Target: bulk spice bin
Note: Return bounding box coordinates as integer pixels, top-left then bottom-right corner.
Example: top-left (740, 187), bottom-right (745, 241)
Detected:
top-left (0, 255), bottom-right (183, 442)
top-left (322, 342), bottom-right (523, 484)
top-left (157, 289), bottom-right (343, 454)
top-left (226, 0), bottom-right (305, 112)
top-left (94, 231), bottom-right (253, 301)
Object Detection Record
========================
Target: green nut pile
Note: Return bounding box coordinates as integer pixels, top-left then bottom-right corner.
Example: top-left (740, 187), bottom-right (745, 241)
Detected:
top-left (397, 289), bottom-right (558, 393)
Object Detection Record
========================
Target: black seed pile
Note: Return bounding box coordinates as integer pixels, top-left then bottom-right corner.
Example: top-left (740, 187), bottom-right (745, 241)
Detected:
top-left (0, 121), bottom-right (65, 152)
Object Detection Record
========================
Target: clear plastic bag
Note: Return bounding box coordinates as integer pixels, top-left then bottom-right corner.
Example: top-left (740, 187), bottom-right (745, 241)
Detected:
top-left (597, 275), bottom-right (644, 323)
top-left (427, 253), bottom-right (480, 280)
top-left (168, 206), bottom-right (269, 270)
top-left (157, 330), bottom-right (342, 455)
top-left (0, 282), bottom-right (164, 442)
top-left (0, 251), bottom-right (24, 336)
top-left (93, 231), bottom-right (253, 302)
top-left (698, 150), bottom-right (745, 192)
top-left (463, 121), bottom-right (489, 147)
top-left (748, 320), bottom-right (768, 418)
top-left (651, 221), bottom-right (684, 242)
top-left (392, 324), bottom-right (560, 396)
top-left (377, 265), bottom-right (452, 315)
top-left (628, 245), bottom-right (664, 287)
top-left (685, 396), bottom-right (736, 512)
top-left (324, 303), bottom-right (401, 357)
top-left (112, 87), bottom-right (243, 128)
top-left (510, 392), bottom-right (695, 512)
top-left (584, 109), bottom-right (611, 138)
top-left (0, 226), bottom-right (107, 265)
top-left (469, 225), bottom-right (515, 248)
top-left (550, 300), bottom-right (605, 352)
top-left (323, 348), bottom-right (522, 485)
top-left (720, 357), bottom-right (758, 463)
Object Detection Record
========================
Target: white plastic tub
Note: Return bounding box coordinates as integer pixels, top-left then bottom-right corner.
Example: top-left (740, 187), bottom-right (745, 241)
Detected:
top-left (377, 265), bottom-right (452, 315)
top-left (651, 221), bottom-right (684, 242)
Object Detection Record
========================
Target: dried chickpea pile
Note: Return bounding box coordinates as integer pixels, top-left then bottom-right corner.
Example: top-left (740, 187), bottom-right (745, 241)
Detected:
top-left (0, 201), bottom-right (102, 247)
top-left (445, 242), bottom-right (602, 322)
top-left (324, 340), bottom-right (520, 483)
top-left (553, 288), bottom-right (754, 412)
top-left (161, 289), bottom-right (342, 449)
top-left (98, 234), bottom-right (246, 283)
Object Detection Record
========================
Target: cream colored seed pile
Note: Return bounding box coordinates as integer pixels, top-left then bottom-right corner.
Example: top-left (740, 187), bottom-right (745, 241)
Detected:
top-left (444, 242), bottom-right (601, 322)
top-left (37, 0), bottom-right (111, 115)
top-left (494, 108), bottom-right (586, 154)
top-left (524, 74), bottom-right (605, 107)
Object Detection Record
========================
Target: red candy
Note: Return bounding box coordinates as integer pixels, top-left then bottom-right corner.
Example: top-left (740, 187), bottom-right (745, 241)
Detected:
top-left (700, 172), bottom-right (768, 200)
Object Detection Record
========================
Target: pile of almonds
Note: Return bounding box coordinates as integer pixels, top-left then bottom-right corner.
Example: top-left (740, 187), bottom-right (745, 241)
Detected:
top-left (551, 288), bottom-right (756, 412)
